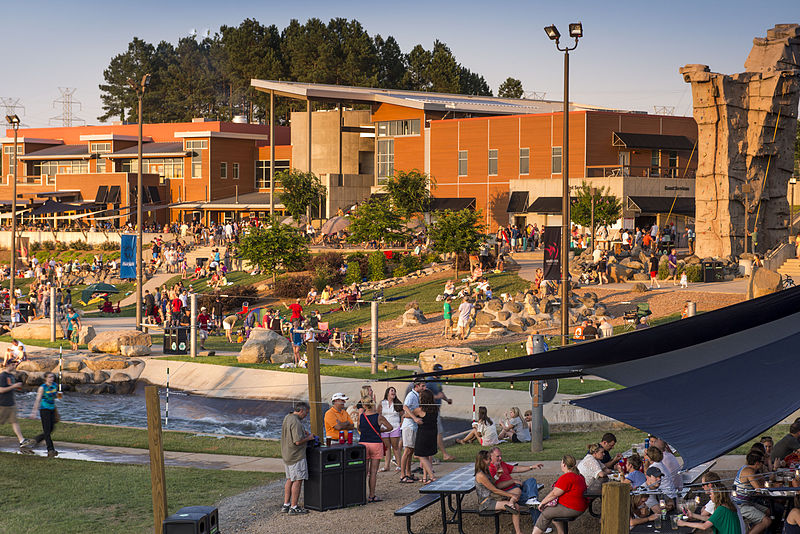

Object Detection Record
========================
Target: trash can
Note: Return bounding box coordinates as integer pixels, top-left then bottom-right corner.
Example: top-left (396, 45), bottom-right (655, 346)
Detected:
top-left (305, 445), bottom-right (344, 511)
top-left (342, 444), bottom-right (367, 507)
top-left (713, 261), bottom-right (725, 282)
top-left (702, 261), bottom-right (716, 283)
top-left (163, 326), bottom-right (189, 354)
top-left (163, 505), bottom-right (219, 534)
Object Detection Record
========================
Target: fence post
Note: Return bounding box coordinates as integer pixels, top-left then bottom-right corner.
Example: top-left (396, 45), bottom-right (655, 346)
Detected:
top-left (370, 300), bottom-right (378, 374)
top-left (145, 386), bottom-right (167, 532)
top-left (190, 292), bottom-right (197, 358)
top-left (600, 481), bottom-right (630, 534)
top-left (307, 341), bottom-right (323, 438)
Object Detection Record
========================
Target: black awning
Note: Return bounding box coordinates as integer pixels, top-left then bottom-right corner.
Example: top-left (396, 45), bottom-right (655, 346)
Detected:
top-left (430, 197), bottom-right (476, 212)
top-left (107, 185), bottom-right (121, 204)
top-left (628, 196), bottom-right (695, 217)
top-left (506, 191), bottom-right (529, 213)
top-left (612, 132), bottom-right (694, 151)
top-left (95, 185), bottom-right (108, 204)
top-left (527, 196), bottom-right (572, 214)
top-left (148, 186), bottom-right (161, 204)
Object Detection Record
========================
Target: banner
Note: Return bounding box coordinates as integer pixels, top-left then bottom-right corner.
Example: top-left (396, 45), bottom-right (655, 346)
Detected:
top-left (542, 226), bottom-right (561, 281)
top-left (120, 234), bottom-right (137, 280)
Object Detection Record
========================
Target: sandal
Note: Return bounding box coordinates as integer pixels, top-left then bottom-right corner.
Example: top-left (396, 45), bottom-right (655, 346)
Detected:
top-left (378, 467), bottom-right (388, 472)
top-left (399, 476), bottom-right (415, 483)
top-left (504, 505), bottom-right (520, 515)
top-left (368, 496), bottom-right (383, 503)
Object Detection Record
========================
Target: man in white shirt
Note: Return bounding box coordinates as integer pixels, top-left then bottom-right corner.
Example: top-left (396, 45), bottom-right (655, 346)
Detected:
top-left (456, 298), bottom-right (474, 340)
top-left (599, 318), bottom-right (614, 338)
top-left (651, 436), bottom-right (683, 492)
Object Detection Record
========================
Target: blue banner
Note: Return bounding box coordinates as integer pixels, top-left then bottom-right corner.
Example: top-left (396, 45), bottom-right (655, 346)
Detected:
top-left (120, 235), bottom-right (137, 279)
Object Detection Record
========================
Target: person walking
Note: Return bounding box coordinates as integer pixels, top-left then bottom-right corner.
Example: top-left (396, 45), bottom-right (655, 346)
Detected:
top-left (378, 387), bottom-right (403, 473)
top-left (400, 378), bottom-right (426, 483)
top-left (29, 371), bottom-right (59, 457)
top-left (65, 305), bottom-right (81, 351)
top-left (280, 402), bottom-right (315, 515)
top-left (426, 364), bottom-right (455, 461)
top-left (0, 359), bottom-right (31, 450)
top-left (359, 397), bottom-right (393, 502)
top-left (441, 296), bottom-right (453, 338)
top-left (649, 253), bottom-right (661, 289)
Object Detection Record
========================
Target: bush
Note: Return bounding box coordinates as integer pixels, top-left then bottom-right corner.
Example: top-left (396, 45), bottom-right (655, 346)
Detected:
top-left (313, 265), bottom-right (336, 292)
top-left (309, 252), bottom-right (344, 273)
top-left (399, 253), bottom-right (423, 272)
top-left (685, 264), bottom-right (703, 283)
top-left (657, 262), bottom-right (669, 280)
top-left (274, 275), bottom-right (313, 298)
top-left (368, 251), bottom-right (387, 281)
top-left (99, 241), bottom-right (117, 251)
top-left (392, 265), bottom-right (410, 277)
top-left (70, 241), bottom-right (91, 251)
top-left (41, 241), bottom-right (56, 251)
top-left (284, 250), bottom-right (311, 272)
top-left (56, 241), bottom-right (68, 251)
top-left (345, 262), bottom-right (363, 285)
top-left (29, 242), bottom-right (41, 252)
top-left (197, 284), bottom-right (259, 314)
top-left (424, 252), bottom-right (442, 264)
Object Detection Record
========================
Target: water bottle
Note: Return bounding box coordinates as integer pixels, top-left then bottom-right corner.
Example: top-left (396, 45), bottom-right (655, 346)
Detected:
top-left (347, 430), bottom-right (353, 445)
top-left (644, 437), bottom-right (650, 450)
top-left (654, 515), bottom-right (661, 529)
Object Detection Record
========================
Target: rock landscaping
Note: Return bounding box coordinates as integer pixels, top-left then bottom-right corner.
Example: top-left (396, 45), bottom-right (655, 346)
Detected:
top-left (88, 330), bottom-right (152, 355)
top-left (15, 354), bottom-right (144, 394)
top-left (237, 328), bottom-right (294, 364)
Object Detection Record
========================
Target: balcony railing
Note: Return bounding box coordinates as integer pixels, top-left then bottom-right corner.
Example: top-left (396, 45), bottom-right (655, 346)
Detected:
top-left (16, 175), bottom-right (43, 185)
top-left (586, 165), bottom-right (694, 179)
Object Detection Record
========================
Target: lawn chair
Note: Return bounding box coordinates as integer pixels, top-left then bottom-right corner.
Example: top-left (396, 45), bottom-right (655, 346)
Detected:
top-left (623, 302), bottom-right (651, 330)
top-left (341, 329), bottom-right (363, 353)
top-left (342, 293), bottom-right (360, 311)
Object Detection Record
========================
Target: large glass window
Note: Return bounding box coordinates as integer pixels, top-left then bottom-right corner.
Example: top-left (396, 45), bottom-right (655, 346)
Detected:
top-left (551, 147), bottom-right (562, 174)
top-left (377, 139), bottom-right (394, 184)
top-left (90, 142), bottom-right (111, 153)
top-left (668, 151), bottom-right (678, 178)
top-left (375, 119), bottom-right (421, 137)
top-left (116, 158), bottom-right (183, 184)
top-left (651, 150), bottom-right (660, 176)
top-left (458, 150), bottom-right (468, 176)
top-left (220, 162), bottom-right (227, 179)
top-left (488, 149), bottom-right (498, 176)
top-left (233, 162), bottom-right (239, 180)
top-left (185, 139), bottom-right (208, 179)
top-left (255, 160), bottom-right (290, 189)
top-left (4, 146), bottom-right (15, 177)
top-left (519, 148), bottom-right (530, 175)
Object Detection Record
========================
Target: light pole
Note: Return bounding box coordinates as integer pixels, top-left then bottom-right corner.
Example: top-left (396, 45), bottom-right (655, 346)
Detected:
top-left (545, 22), bottom-right (582, 346)
top-left (791, 176), bottom-right (797, 239)
top-left (128, 74), bottom-right (151, 331)
top-left (5, 115), bottom-right (20, 304)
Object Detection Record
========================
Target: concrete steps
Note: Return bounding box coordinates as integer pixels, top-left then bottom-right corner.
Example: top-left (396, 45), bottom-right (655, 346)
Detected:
top-left (777, 258), bottom-right (800, 277)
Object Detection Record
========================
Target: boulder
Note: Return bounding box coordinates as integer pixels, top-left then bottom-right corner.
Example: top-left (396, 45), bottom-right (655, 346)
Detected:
top-left (397, 307), bottom-right (427, 327)
top-left (507, 322), bottom-right (525, 333)
top-left (496, 311), bottom-right (511, 321)
top-left (78, 325), bottom-right (97, 345)
top-left (88, 330), bottom-right (151, 354)
top-left (474, 311), bottom-right (495, 326)
top-left (92, 370), bottom-right (109, 383)
top-left (82, 355), bottom-right (130, 371)
top-left (503, 302), bottom-right (523, 314)
top-left (752, 268), bottom-right (782, 298)
top-left (63, 359), bottom-right (83, 372)
top-left (24, 371), bottom-right (45, 387)
top-left (485, 299), bottom-right (503, 312)
top-left (418, 346), bottom-right (480, 378)
top-left (379, 361), bottom-right (398, 372)
top-left (16, 358), bottom-right (58, 373)
top-left (120, 345), bottom-right (151, 357)
top-left (106, 372), bottom-right (136, 394)
top-left (632, 273), bottom-right (650, 281)
top-left (10, 319), bottom-right (65, 341)
top-left (237, 328), bottom-right (293, 364)
top-left (594, 304), bottom-right (609, 317)
top-left (639, 251), bottom-right (651, 265)
top-left (627, 261), bottom-right (644, 270)
top-left (76, 383), bottom-right (114, 395)
top-left (632, 282), bottom-right (648, 293)
top-left (62, 371), bottom-right (91, 385)
top-left (609, 265), bottom-right (631, 283)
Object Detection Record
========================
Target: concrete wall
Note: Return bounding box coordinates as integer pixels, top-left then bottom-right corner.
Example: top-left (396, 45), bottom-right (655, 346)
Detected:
top-left (0, 230), bottom-right (163, 249)
top-left (323, 173), bottom-right (374, 215)
top-left (290, 109), bottom-right (372, 176)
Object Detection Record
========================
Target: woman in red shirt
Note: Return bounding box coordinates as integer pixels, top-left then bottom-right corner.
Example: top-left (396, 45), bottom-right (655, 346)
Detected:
top-left (533, 454), bottom-right (588, 534)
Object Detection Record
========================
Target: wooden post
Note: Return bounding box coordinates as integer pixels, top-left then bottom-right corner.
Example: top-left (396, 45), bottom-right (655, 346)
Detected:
top-left (600, 481), bottom-right (630, 534)
top-left (146, 385), bottom-right (168, 532)
top-left (306, 341), bottom-right (323, 438)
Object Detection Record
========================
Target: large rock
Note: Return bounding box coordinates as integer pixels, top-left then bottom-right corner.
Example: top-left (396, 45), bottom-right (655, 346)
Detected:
top-left (82, 355), bottom-right (131, 371)
top-left (752, 268), bottom-right (782, 298)
top-left (609, 265), bottom-right (631, 283)
top-left (76, 382), bottom-right (114, 395)
top-left (10, 319), bottom-right (65, 341)
top-left (79, 325), bottom-right (97, 345)
top-left (237, 328), bottom-right (293, 364)
top-left (106, 372), bottom-right (136, 394)
top-left (16, 358), bottom-right (58, 373)
top-left (474, 311), bottom-right (495, 326)
top-left (62, 371), bottom-right (91, 385)
top-left (62, 359), bottom-right (83, 372)
top-left (503, 302), bottom-right (523, 314)
top-left (418, 346), bottom-right (481, 378)
top-left (632, 282), bottom-right (649, 293)
top-left (397, 307), bottom-right (426, 327)
top-left (632, 273), bottom-right (650, 281)
top-left (485, 299), bottom-right (503, 312)
top-left (120, 345), bottom-right (151, 357)
top-left (496, 311), bottom-right (511, 321)
top-left (24, 371), bottom-right (46, 387)
top-left (88, 330), bottom-right (151, 354)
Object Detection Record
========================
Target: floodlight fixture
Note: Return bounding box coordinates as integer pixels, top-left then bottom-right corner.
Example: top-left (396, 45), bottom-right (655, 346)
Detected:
top-left (544, 25), bottom-right (560, 41)
top-left (142, 73), bottom-right (151, 88)
top-left (569, 22), bottom-right (583, 38)
top-left (5, 114), bottom-right (20, 125)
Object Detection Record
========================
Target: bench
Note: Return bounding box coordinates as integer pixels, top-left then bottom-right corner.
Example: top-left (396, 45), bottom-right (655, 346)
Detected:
top-left (472, 509), bottom-right (578, 534)
top-left (395, 494), bottom-right (441, 534)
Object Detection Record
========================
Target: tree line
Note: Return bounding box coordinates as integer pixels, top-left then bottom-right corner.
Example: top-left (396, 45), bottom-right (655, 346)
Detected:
top-left (98, 17), bottom-right (502, 124)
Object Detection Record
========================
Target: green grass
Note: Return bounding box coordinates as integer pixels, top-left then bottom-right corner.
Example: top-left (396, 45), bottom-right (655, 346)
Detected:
top-left (162, 270), bottom-right (270, 293)
top-left (0, 334), bottom-right (87, 351)
top-left (0, 419), bottom-right (282, 458)
top-left (151, 333), bottom-right (242, 353)
top-left (0, 452), bottom-right (279, 533)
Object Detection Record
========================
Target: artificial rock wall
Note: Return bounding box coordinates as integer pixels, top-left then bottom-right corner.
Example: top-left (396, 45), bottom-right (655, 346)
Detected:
top-left (680, 24), bottom-right (800, 258)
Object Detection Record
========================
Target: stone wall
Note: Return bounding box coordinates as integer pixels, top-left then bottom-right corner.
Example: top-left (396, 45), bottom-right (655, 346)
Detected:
top-left (680, 24), bottom-right (800, 258)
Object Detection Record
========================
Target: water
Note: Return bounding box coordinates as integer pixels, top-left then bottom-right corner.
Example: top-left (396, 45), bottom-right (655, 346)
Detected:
top-left (14, 385), bottom-right (466, 439)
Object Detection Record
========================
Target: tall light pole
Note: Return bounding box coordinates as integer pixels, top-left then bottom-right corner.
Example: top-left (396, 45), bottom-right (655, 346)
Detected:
top-left (5, 115), bottom-right (20, 304)
top-left (545, 22), bottom-right (582, 346)
top-left (129, 74), bottom-right (151, 331)
top-left (791, 176), bottom-right (797, 239)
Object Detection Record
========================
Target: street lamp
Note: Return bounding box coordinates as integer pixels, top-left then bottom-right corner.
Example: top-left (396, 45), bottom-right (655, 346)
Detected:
top-left (544, 22), bottom-right (582, 347)
top-left (791, 176), bottom-right (797, 239)
top-left (128, 74), bottom-right (151, 331)
top-left (5, 114), bottom-right (20, 305)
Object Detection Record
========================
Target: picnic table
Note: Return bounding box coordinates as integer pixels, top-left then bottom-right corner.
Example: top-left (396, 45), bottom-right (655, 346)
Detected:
top-left (418, 464), bottom-right (476, 534)
top-left (630, 513), bottom-right (693, 533)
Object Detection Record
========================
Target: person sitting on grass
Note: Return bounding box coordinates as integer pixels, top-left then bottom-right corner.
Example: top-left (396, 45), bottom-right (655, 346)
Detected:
top-left (498, 407), bottom-right (531, 443)
top-left (474, 450), bottom-right (524, 534)
top-left (457, 406), bottom-right (499, 446)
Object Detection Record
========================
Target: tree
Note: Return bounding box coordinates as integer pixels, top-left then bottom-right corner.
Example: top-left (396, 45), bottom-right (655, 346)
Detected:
top-left (570, 182), bottom-right (622, 237)
top-left (404, 44), bottom-right (432, 91)
top-left (237, 220), bottom-right (309, 280)
top-left (427, 40), bottom-right (460, 93)
top-left (429, 209), bottom-right (486, 278)
top-left (346, 197), bottom-right (408, 248)
top-left (458, 66), bottom-right (492, 96)
top-left (374, 35), bottom-right (407, 88)
top-left (498, 77), bottom-right (523, 99)
top-left (278, 169), bottom-right (326, 220)
top-left (98, 37), bottom-right (157, 122)
top-left (384, 169), bottom-right (435, 218)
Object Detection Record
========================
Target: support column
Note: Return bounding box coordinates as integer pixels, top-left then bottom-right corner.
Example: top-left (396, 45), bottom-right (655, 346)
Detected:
top-left (370, 301), bottom-right (378, 374)
top-left (307, 341), bottom-right (323, 438)
top-left (50, 286), bottom-right (57, 343)
top-left (190, 292), bottom-right (197, 358)
top-left (270, 90), bottom-right (275, 216)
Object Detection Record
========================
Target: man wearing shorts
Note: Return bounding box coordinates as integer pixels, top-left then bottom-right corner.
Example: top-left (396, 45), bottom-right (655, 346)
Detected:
top-left (732, 452), bottom-right (772, 533)
top-left (222, 314), bottom-right (237, 343)
top-left (0, 359), bottom-right (31, 450)
top-left (456, 298), bottom-right (474, 340)
top-left (400, 379), bottom-right (426, 482)
top-left (197, 307), bottom-right (211, 350)
top-left (281, 402), bottom-right (314, 514)
top-left (426, 364), bottom-right (455, 461)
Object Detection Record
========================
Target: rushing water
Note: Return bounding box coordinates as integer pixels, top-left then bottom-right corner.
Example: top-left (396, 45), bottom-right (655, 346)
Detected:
top-left (13, 384), bottom-right (465, 439)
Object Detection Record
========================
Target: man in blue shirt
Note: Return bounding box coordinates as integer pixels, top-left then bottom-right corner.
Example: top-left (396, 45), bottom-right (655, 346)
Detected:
top-left (427, 364), bottom-right (454, 461)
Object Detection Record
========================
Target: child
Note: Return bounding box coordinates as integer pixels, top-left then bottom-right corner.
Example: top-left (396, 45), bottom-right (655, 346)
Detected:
top-left (442, 296), bottom-right (453, 338)
top-left (679, 270), bottom-right (688, 289)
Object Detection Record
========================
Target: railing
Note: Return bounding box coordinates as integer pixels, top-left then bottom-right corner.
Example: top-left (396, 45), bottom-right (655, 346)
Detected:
top-left (586, 165), bottom-right (694, 179)
top-left (16, 175), bottom-right (43, 185)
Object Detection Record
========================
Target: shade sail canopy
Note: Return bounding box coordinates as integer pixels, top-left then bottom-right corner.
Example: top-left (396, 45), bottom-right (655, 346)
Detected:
top-left (32, 199), bottom-right (83, 215)
top-left (320, 216), bottom-right (350, 235)
top-left (571, 330), bottom-right (800, 471)
top-left (80, 283), bottom-right (119, 305)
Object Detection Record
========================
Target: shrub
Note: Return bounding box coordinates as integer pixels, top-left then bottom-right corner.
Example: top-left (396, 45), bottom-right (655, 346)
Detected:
top-left (400, 253), bottom-right (423, 272)
top-left (657, 262), bottom-right (669, 280)
top-left (284, 250), bottom-right (311, 272)
top-left (345, 252), bottom-right (368, 279)
top-left (41, 241), bottom-right (56, 251)
top-left (99, 241), bottom-right (117, 251)
top-left (309, 252), bottom-right (344, 273)
top-left (313, 265), bottom-right (336, 292)
top-left (685, 264), bottom-right (703, 283)
top-left (392, 265), bottom-right (410, 277)
top-left (368, 251), bottom-right (387, 281)
top-left (197, 284), bottom-right (259, 314)
top-left (274, 275), bottom-right (313, 298)
top-left (29, 242), bottom-right (41, 252)
top-left (55, 241), bottom-right (68, 251)
top-left (345, 262), bottom-right (363, 284)
top-left (70, 241), bottom-right (91, 251)
top-left (424, 252), bottom-right (442, 264)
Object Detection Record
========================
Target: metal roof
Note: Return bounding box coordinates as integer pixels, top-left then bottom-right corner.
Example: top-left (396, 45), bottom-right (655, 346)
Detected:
top-left (251, 79), bottom-right (606, 116)
top-left (174, 192), bottom-right (283, 210)
top-left (19, 144), bottom-right (90, 160)
top-left (107, 142), bottom-right (187, 158)
top-left (612, 132), bottom-right (695, 151)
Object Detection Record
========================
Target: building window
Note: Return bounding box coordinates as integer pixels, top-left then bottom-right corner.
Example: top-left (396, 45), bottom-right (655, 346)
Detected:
top-left (220, 162), bottom-right (227, 179)
top-left (185, 139), bottom-right (207, 180)
top-left (116, 158), bottom-right (183, 184)
top-left (4, 146), bottom-right (15, 177)
top-left (668, 151), bottom-right (678, 178)
top-left (185, 139), bottom-right (208, 150)
top-left (488, 149), bottom-right (498, 176)
top-left (90, 142), bottom-right (111, 153)
top-left (377, 139), bottom-right (394, 184)
top-left (376, 119), bottom-right (421, 137)
top-left (458, 150), bottom-right (468, 176)
top-left (651, 150), bottom-right (660, 177)
top-left (551, 147), bottom-right (562, 174)
top-left (255, 160), bottom-right (290, 189)
top-left (233, 163), bottom-right (239, 180)
top-left (519, 148), bottom-right (530, 175)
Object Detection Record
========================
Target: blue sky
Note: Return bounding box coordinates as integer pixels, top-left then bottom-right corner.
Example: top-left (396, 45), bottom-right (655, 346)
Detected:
top-left (3, 0), bottom-right (798, 127)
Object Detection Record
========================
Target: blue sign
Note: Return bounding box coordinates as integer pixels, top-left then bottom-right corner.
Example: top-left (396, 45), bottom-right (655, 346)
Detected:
top-left (120, 235), bottom-right (137, 279)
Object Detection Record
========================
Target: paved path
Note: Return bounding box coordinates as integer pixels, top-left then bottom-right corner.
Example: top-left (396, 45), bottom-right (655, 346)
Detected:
top-left (118, 271), bottom-right (175, 307)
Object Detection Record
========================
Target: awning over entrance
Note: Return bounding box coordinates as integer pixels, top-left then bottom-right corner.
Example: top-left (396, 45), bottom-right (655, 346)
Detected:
top-left (506, 191), bottom-right (529, 213)
top-left (627, 196), bottom-right (695, 217)
top-left (430, 197), bottom-right (476, 211)
top-left (612, 132), bottom-right (694, 151)
top-left (527, 197), bottom-right (573, 214)
top-left (31, 199), bottom-right (84, 215)
top-left (172, 192), bottom-right (281, 211)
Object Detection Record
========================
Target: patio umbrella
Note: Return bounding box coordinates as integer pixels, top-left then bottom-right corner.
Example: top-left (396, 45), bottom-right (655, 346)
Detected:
top-left (281, 215), bottom-right (306, 228)
top-left (320, 216), bottom-right (350, 235)
top-left (405, 217), bottom-right (427, 234)
top-left (80, 282), bottom-right (119, 306)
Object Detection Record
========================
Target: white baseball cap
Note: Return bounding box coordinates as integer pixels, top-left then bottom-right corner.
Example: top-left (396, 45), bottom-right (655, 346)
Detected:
top-left (331, 392), bottom-right (348, 402)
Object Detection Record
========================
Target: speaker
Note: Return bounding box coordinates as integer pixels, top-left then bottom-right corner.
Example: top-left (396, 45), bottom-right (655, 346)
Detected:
top-left (163, 327), bottom-right (189, 355)
top-left (305, 446), bottom-right (344, 511)
top-left (342, 445), bottom-right (366, 507)
top-left (163, 505), bottom-right (218, 534)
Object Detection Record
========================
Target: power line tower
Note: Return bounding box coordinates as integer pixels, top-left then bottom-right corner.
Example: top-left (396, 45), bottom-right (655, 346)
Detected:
top-left (0, 98), bottom-right (26, 125)
top-left (50, 87), bottom-right (86, 127)
top-left (523, 91), bottom-right (548, 101)
top-left (653, 105), bottom-right (675, 116)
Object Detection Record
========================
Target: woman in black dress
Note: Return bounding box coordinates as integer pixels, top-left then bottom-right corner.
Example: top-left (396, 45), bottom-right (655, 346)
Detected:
top-left (413, 389), bottom-right (439, 483)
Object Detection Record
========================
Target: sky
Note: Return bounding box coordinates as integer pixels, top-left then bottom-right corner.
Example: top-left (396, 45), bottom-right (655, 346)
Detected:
top-left (2, 0), bottom-right (798, 128)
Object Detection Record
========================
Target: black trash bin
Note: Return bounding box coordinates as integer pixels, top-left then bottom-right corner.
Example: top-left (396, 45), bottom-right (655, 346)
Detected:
top-left (305, 445), bottom-right (344, 511)
top-left (713, 261), bottom-right (725, 282)
top-left (342, 444), bottom-right (367, 507)
top-left (702, 261), bottom-right (716, 283)
top-left (163, 505), bottom-right (219, 534)
top-left (163, 326), bottom-right (189, 354)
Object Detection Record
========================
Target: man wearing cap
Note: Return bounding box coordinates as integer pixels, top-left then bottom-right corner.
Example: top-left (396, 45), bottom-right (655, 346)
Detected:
top-left (640, 466), bottom-right (665, 514)
top-left (197, 306), bottom-right (211, 350)
top-left (400, 378), bottom-right (426, 482)
top-left (324, 392), bottom-right (354, 441)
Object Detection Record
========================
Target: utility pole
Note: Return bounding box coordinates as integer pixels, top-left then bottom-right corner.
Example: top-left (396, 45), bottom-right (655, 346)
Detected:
top-left (530, 334), bottom-right (547, 453)
top-left (49, 87), bottom-right (85, 127)
top-left (129, 74), bottom-right (151, 332)
top-left (370, 301), bottom-right (379, 374)
top-left (5, 115), bottom-right (20, 305)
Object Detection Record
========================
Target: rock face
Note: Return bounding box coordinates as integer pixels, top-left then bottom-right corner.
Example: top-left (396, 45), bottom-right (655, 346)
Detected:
top-left (83, 355), bottom-right (131, 371)
top-left (11, 320), bottom-right (65, 341)
top-left (79, 325), bottom-right (97, 345)
top-left (17, 358), bottom-right (58, 373)
top-left (681, 25), bottom-right (800, 258)
top-left (237, 328), bottom-right (293, 364)
top-left (752, 267), bottom-right (782, 298)
top-left (418, 346), bottom-right (480, 378)
top-left (88, 330), bottom-right (152, 354)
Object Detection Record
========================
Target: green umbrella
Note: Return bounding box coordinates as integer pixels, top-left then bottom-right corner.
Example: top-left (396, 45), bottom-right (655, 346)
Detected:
top-left (80, 283), bottom-right (119, 305)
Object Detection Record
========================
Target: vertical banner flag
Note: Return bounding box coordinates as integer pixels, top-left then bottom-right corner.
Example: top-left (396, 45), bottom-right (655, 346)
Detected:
top-left (120, 234), bottom-right (137, 280)
top-left (542, 226), bottom-right (561, 281)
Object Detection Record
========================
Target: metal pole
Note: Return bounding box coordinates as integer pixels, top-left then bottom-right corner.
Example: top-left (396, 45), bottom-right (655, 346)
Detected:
top-left (136, 89), bottom-right (144, 332)
top-left (531, 334), bottom-right (546, 453)
top-left (560, 49), bottom-right (571, 346)
top-left (10, 123), bottom-right (18, 303)
top-left (165, 367), bottom-right (169, 428)
top-left (370, 300), bottom-right (378, 374)
top-left (591, 192), bottom-right (595, 253)
top-left (269, 90), bottom-right (275, 216)
top-left (306, 341), bottom-right (323, 438)
top-left (190, 292), bottom-right (197, 358)
top-left (50, 286), bottom-right (56, 342)
top-left (791, 182), bottom-right (795, 238)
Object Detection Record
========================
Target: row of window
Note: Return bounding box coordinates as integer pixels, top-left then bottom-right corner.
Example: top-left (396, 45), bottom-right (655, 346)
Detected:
top-left (376, 119), bottom-right (421, 137)
top-left (458, 147), bottom-right (539, 176)
top-left (255, 160), bottom-right (291, 189)
top-left (219, 162), bottom-right (239, 180)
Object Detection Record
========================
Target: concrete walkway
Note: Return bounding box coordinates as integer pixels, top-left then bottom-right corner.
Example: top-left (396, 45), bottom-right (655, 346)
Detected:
top-left (118, 271), bottom-right (175, 307)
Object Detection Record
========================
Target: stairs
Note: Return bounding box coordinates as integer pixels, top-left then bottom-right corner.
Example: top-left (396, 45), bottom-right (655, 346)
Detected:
top-left (777, 258), bottom-right (800, 278)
